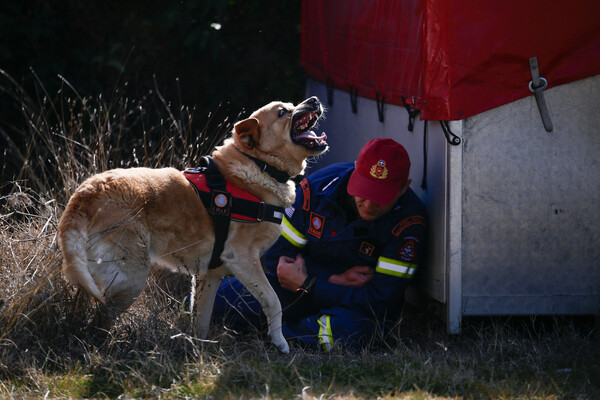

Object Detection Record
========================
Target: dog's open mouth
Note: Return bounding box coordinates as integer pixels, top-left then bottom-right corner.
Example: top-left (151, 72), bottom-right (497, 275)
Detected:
top-left (291, 98), bottom-right (327, 151)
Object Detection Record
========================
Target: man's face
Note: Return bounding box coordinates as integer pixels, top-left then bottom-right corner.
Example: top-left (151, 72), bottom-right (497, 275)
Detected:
top-left (351, 179), bottom-right (411, 221)
top-left (353, 196), bottom-right (396, 221)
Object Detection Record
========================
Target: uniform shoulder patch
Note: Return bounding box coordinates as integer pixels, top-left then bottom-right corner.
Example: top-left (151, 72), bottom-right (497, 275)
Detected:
top-left (398, 236), bottom-right (419, 262)
top-left (299, 178), bottom-right (310, 211)
top-left (392, 215), bottom-right (426, 236)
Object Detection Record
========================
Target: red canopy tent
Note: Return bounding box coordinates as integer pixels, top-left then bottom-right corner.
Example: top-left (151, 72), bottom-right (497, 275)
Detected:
top-left (301, 0), bottom-right (600, 121)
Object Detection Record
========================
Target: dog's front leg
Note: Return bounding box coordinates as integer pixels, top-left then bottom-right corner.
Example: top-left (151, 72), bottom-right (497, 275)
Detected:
top-left (193, 269), bottom-right (223, 339)
top-left (232, 261), bottom-right (290, 354)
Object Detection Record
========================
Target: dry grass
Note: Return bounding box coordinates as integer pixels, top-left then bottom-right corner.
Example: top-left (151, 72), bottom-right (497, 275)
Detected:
top-left (0, 73), bottom-right (599, 399)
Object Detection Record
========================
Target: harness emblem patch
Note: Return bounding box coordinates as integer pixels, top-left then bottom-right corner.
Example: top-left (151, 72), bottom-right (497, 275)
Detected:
top-left (307, 212), bottom-right (325, 239)
top-left (370, 159), bottom-right (389, 179)
top-left (214, 194), bottom-right (228, 207)
top-left (210, 190), bottom-right (232, 216)
top-left (359, 241), bottom-right (375, 256)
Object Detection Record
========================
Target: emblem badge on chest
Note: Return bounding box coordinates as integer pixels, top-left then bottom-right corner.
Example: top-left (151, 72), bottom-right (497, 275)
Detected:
top-left (359, 241), bottom-right (375, 256)
top-left (307, 211), bottom-right (325, 239)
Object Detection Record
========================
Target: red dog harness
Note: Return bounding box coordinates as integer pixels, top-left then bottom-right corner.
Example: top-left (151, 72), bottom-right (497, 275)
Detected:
top-left (182, 157), bottom-right (285, 269)
top-left (183, 171), bottom-right (284, 223)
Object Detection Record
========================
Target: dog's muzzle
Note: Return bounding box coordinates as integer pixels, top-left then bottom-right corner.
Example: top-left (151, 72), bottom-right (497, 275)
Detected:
top-left (291, 96), bottom-right (328, 152)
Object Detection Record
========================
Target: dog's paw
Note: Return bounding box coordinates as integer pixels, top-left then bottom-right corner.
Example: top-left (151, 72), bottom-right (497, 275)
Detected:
top-left (274, 338), bottom-right (290, 354)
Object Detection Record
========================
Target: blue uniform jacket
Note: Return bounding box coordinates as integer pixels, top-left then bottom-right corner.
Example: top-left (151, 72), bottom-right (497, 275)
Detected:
top-left (264, 162), bottom-right (427, 320)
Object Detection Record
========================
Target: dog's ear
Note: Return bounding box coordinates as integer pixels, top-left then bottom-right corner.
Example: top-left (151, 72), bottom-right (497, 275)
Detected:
top-left (234, 118), bottom-right (261, 149)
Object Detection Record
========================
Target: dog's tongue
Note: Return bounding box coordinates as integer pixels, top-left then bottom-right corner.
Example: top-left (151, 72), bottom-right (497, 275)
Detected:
top-left (296, 130), bottom-right (328, 146)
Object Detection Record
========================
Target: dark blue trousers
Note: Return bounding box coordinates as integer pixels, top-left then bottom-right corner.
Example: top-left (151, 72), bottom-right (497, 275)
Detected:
top-left (212, 274), bottom-right (383, 350)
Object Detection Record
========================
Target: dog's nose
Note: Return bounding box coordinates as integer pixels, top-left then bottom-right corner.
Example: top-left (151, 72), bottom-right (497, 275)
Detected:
top-left (306, 96), bottom-right (320, 105)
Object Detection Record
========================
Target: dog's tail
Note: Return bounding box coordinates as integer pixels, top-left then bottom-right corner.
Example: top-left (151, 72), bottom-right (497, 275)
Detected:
top-left (57, 197), bottom-right (106, 304)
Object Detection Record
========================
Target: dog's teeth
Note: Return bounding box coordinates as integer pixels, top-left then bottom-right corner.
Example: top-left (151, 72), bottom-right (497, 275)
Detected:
top-left (294, 110), bottom-right (320, 133)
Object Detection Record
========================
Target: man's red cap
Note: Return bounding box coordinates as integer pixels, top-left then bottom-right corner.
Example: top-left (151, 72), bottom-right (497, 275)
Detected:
top-left (347, 138), bottom-right (411, 207)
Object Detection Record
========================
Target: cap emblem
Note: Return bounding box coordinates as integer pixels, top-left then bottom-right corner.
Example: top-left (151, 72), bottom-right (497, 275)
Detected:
top-left (370, 160), bottom-right (388, 179)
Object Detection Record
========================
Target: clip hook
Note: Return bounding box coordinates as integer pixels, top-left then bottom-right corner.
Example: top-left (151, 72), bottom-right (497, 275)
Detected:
top-left (376, 91), bottom-right (385, 123)
top-left (528, 57), bottom-right (553, 132)
top-left (401, 95), bottom-right (420, 132)
top-left (440, 121), bottom-right (461, 146)
top-left (326, 76), bottom-right (334, 106)
top-left (349, 85), bottom-right (358, 114)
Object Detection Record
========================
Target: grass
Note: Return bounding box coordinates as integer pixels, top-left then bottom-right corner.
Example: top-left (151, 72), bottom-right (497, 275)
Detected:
top-left (0, 72), bottom-right (599, 399)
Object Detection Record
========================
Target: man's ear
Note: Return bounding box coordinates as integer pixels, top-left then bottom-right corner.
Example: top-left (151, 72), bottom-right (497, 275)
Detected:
top-left (399, 179), bottom-right (412, 196)
top-left (234, 118), bottom-right (261, 149)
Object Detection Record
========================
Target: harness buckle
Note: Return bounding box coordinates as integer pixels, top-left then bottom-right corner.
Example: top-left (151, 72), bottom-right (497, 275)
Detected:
top-left (257, 201), bottom-right (266, 222)
top-left (184, 166), bottom-right (208, 174)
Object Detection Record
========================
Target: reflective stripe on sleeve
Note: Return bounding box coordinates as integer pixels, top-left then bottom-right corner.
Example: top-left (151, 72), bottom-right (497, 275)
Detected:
top-left (376, 256), bottom-right (417, 278)
top-left (318, 314), bottom-right (334, 352)
top-left (281, 216), bottom-right (308, 248)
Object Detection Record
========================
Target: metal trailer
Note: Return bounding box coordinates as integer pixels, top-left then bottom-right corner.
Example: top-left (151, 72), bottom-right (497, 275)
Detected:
top-left (305, 74), bottom-right (600, 333)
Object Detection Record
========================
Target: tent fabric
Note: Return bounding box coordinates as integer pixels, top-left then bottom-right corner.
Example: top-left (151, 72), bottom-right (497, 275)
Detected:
top-left (301, 0), bottom-right (600, 121)
top-left (301, 0), bottom-right (424, 110)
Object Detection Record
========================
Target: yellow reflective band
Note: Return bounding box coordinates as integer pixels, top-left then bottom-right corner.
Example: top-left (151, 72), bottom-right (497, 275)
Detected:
top-left (376, 256), bottom-right (417, 278)
top-left (318, 314), bottom-right (334, 352)
top-left (281, 217), bottom-right (308, 248)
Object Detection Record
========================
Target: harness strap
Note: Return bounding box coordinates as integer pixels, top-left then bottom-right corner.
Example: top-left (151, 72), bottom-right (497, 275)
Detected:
top-left (183, 156), bottom-right (285, 269)
top-left (192, 190), bottom-right (284, 224)
top-left (198, 156), bottom-right (230, 269)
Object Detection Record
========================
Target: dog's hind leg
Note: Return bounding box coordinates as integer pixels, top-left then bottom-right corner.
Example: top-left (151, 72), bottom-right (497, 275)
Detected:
top-left (193, 269), bottom-right (223, 339)
top-left (88, 269), bottom-right (149, 346)
top-left (230, 258), bottom-right (290, 354)
top-left (87, 229), bottom-right (152, 334)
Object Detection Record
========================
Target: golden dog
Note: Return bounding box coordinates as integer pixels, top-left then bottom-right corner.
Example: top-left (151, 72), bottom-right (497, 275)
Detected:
top-left (57, 97), bottom-right (327, 353)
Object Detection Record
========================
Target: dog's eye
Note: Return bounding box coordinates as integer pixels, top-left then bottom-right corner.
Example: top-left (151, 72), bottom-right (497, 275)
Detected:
top-left (278, 108), bottom-right (288, 117)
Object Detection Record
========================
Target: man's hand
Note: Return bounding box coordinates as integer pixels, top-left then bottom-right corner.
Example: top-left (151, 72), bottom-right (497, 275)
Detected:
top-left (277, 254), bottom-right (308, 291)
top-left (328, 266), bottom-right (374, 287)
